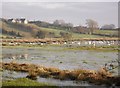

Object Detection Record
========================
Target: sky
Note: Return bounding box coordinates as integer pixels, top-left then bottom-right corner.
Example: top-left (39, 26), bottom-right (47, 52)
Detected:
top-left (1, 0), bottom-right (119, 27)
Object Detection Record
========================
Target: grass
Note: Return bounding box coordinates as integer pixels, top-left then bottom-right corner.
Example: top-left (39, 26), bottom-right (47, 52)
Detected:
top-left (72, 33), bottom-right (102, 38)
top-left (94, 30), bottom-right (118, 35)
top-left (2, 43), bottom-right (119, 52)
top-left (39, 27), bottom-right (65, 37)
top-left (63, 45), bottom-right (119, 52)
top-left (2, 78), bottom-right (55, 86)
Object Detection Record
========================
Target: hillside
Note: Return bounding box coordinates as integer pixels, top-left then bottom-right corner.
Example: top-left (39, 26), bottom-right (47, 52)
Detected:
top-left (0, 20), bottom-right (72, 39)
top-left (30, 21), bottom-right (118, 38)
top-left (0, 19), bottom-right (118, 39)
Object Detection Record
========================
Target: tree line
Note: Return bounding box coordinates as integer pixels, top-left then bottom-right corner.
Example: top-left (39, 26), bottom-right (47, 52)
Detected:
top-left (36, 30), bottom-right (72, 39)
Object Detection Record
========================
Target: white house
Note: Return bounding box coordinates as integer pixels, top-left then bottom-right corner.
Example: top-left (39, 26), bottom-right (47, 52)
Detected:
top-left (8, 19), bottom-right (16, 23)
top-left (20, 19), bottom-right (28, 24)
top-left (8, 18), bottom-right (28, 24)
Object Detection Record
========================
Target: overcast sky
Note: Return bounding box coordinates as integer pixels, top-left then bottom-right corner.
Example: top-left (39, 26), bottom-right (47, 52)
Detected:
top-left (2, 1), bottom-right (118, 27)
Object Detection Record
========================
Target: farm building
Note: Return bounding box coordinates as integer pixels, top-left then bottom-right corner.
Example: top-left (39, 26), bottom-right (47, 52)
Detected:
top-left (8, 18), bottom-right (28, 24)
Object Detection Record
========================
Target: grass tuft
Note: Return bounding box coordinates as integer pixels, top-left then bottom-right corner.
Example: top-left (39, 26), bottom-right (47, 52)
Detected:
top-left (2, 78), bottom-right (53, 86)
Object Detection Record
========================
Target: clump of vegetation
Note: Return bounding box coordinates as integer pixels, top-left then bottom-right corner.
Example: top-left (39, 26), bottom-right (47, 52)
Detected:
top-left (60, 32), bottom-right (72, 40)
top-left (82, 60), bottom-right (88, 64)
top-left (2, 29), bottom-right (23, 37)
top-left (26, 69), bottom-right (38, 80)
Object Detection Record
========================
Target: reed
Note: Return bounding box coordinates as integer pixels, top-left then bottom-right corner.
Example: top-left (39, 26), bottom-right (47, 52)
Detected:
top-left (2, 62), bottom-right (119, 86)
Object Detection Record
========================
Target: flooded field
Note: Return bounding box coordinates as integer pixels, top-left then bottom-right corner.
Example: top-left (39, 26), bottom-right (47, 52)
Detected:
top-left (1, 45), bottom-right (119, 86)
top-left (2, 70), bottom-right (91, 86)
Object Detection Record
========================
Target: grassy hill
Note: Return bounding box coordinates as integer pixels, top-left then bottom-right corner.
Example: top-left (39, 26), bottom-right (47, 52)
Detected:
top-left (0, 21), bottom-right (34, 38)
top-left (0, 20), bottom-right (118, 39)
top-left (0, 20), bottom-right (70, 38)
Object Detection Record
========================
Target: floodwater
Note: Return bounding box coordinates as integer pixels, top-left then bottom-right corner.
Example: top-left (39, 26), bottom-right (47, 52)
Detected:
top-left (1, 46), bottom-right (119, 86)
top-left (2, 70), bottom-right (91, 86)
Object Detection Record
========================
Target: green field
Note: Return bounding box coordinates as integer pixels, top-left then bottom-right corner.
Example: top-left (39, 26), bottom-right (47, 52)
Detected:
top-left (0, 20), bottom-right (118, 39)
top-left (2, 78), bottom-right (55, 86)
top-left (94, 30), bottom-right (118, 36)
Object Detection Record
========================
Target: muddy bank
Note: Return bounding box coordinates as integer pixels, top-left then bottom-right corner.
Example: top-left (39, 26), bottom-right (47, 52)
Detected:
top-left (1, 62), bottom-right (120, 86)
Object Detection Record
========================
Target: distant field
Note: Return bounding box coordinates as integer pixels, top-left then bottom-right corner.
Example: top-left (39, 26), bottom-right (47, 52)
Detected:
top-left (35, 25), bottom-right (118, 38)
top-left (72, 33), bottom-right (102, 38)
top-left (39, 27), bottom-right (64, 37)
top-left (0, 20), bottom-right (118, 39)
top-left (94, 30), bottom-right (118, 36)
top-left (38, 27), bottom-right (113, 38)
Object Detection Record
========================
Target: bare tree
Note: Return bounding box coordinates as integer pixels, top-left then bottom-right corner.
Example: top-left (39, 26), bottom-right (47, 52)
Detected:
top-left (86, 19), bottom-right (98, 34)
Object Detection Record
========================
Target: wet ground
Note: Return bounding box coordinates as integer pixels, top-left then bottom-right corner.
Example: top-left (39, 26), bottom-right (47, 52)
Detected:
top-left (2, 70), bottom-right (91, 86)
top-left (1, 46), bottom-right (119, 86)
